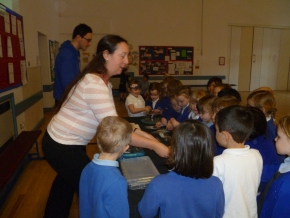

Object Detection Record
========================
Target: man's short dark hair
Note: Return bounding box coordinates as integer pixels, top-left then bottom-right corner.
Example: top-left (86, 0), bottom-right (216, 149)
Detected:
top-left (216, 105), bottom-right (254, 143)
top-left (168, 120), bottom-right (214, 179)
top-left (72, 23), bottom-right (92, 39)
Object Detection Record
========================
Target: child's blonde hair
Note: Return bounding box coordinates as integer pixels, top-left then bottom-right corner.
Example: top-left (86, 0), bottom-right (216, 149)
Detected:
top-left (215, 83), bottom-right (231, 90)
top-left (279, 116), bottom-right (290, 139)
top-left (252, 86), bottom-right (274, 96)
top-left (212, 95), bottom-right (241, 114)
top-left (197, 95), bottom-right (217, 114)
top-left (190, 89), bottom-right (207, 103)
top-left (175, 85), bottom-right (191, 99)
top-left (97, 116), bottom-right (132, 155)
top-left (247, 90), bottom-right (276, 118)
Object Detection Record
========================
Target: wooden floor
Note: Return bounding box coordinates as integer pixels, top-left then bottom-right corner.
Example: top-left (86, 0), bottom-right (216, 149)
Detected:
top-left (0, 92), bottom-right (290, 217)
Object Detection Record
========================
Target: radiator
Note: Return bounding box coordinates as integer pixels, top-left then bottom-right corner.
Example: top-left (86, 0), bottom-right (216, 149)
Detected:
top-left (0, 100), bottom-right (14, 148)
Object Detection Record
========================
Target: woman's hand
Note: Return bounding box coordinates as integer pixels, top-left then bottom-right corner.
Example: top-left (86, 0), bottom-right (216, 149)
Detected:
top-left (131, 132), bottom-right (170, 157)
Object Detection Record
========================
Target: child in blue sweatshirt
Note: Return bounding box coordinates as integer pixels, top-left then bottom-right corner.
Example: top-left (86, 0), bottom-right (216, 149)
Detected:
top-left (79, 116), bottom-right (132, 218)
top-left (138, 120), bottom-right (225, 217)
top-left (258, 115), bottom-right (290, 218)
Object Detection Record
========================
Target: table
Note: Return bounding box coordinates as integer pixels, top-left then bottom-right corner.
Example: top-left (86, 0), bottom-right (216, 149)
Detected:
top-left (123, 117), bottom-right (170, 218)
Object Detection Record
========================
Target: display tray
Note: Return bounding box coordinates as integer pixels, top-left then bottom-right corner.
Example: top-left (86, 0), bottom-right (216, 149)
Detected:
top-left (119, 146), bottom-right (145, 159)
top-left (119, 156), bottom-right (160, 190)
top-left (141, 117), bottom-right (160, 124)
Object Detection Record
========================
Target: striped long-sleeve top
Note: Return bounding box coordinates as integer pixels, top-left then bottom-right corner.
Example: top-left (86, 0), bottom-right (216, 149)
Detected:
top-left (48, 73), bottom-right (118, 145)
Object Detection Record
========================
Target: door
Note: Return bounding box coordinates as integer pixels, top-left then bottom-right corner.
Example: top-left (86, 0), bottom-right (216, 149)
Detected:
top-left (229, 26), bottom-right (253, 91)
top-left (229, 26), bottom-right (290, 91)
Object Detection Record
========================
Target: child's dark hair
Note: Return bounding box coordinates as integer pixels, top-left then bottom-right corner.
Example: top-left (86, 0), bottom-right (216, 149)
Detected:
top-left (128, 79), bottom-right (141, 89)
top-left (216, 105), bottom-right (254, 143)
top-left (218, 88), bottom-right (242, 102)
top-left (148, 82), bottom-right (163, 101)
top-left (167, 120), bottom-right (214, 179)
top-left (207, 77), bottom-right (222, 88)
top-left (143, 73), bottom-right (149, 81)
top-left (247, 107), bottom-right (267, 140)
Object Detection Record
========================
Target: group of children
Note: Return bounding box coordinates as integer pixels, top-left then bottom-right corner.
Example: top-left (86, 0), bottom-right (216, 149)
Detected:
top-left (79, 75), bottom-right (290, 217)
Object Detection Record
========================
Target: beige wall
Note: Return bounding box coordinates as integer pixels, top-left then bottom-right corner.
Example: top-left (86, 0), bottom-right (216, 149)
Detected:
top-left (56, 0), bottom-right (290, 79)
top-left (0, 0), bottom-right (290, 134)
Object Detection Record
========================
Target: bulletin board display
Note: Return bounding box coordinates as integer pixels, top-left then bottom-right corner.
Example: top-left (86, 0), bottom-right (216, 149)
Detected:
top-left (49, 40), bottom-right (55, 82)
top-left (0, 4), bottom-right (26, 93)
top-left (139, 46), bottom-right (193, 75)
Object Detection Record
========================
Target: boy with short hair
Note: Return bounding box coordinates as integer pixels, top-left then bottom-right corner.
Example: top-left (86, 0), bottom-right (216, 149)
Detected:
top-left (214, 105), bottom-right (263, 218)
top-left (79, 116), bottom-right (132, 218)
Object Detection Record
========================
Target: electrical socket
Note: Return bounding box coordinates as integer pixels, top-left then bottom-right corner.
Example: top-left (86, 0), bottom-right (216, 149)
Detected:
top-left (20, 121), bottom-right (25, 130)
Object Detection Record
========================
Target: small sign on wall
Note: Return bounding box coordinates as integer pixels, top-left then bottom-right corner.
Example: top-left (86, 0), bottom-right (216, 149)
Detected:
top-left (219, 57), bottom-right (225, 65)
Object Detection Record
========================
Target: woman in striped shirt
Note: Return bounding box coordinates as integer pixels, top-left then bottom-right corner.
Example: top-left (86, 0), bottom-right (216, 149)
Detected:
top-left (42, 35), bottom-right (170, 218)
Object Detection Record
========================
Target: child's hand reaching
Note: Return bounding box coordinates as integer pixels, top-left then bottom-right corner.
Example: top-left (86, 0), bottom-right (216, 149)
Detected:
top-left (169, 118), bottom-right (180, 128)
top-left (144, 106), bottom-right (152, 114)
top-left (152, 109), bottom-right (162, 115)
top-left (166, 122), bottom-right (174, 131)
top-left (155, 121), bottom-right (163, 128)
top-left (155, 117), bottom-right (167, 128)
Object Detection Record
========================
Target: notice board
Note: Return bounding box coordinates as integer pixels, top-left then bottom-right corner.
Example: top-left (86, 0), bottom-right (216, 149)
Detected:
top-left (0, 4), bottom-right (26, 93)
top-left (139, 46), bottom-right (193, 75)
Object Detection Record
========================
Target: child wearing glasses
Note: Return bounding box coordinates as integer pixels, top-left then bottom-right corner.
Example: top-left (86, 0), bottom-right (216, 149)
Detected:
top-left (125, 79), bottom-right (151, 117)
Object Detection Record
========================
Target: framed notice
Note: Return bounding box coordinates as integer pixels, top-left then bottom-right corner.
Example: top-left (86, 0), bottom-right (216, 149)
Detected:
top-left (219, 57), bottom-right (225, 65)
top-left (139, 46), bottom-right (194, 75)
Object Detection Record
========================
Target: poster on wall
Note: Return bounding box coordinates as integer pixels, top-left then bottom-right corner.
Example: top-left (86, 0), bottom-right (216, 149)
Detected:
top-left (0, 3), bottom-right (26, 93)
top-left (49, 40), bottom-right (55, 82)
top-left (139, 46), bottom-right (193, 75)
